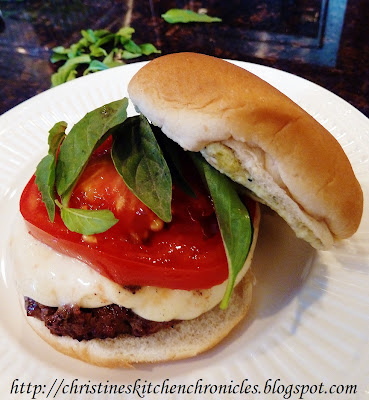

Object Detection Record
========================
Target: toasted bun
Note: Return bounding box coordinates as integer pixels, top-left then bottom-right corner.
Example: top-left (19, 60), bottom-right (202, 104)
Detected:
top-left (25, 271), bottom-right (254, 367)
top-left (128, 52), bottom-right (363, 249)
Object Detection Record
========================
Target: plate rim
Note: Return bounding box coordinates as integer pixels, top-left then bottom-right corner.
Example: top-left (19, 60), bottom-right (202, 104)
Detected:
top-left (0, 59), bottom-right (368, 399)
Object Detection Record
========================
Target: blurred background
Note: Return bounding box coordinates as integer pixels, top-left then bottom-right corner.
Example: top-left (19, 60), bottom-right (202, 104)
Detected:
top-left (0, 0), bottom-right (368, 117)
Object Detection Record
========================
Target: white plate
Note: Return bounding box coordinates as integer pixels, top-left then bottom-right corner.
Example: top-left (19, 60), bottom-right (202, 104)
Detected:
top-left (0, 61), bottom-right (368, 400)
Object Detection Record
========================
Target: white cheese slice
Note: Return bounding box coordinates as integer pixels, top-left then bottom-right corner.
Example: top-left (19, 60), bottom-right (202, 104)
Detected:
top-left (10, 218), bottom-right (253, 322)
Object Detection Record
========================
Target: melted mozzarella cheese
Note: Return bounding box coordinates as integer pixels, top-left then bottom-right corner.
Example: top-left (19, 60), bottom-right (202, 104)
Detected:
top-left (10, 218), bottom-right (253, 322)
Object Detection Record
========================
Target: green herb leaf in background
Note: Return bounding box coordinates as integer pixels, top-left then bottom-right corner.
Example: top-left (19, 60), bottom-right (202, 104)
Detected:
top-left (93, 29), bottom-right (111, 38)
top-left (103, 49), bottom-right (123, 68)
top-left (162, 9), bottom-right (222, 24)
top-left (51, 54), bottom-right (91, 86)
top-left (112, 115), bottom-right (172, 223)
top-left (124, 39), bottom-right (142, 54)
top-left (50, 26), bottom-right (161, 86)
top-left (56, 200), bottom-right (118, 235)
top-left (83, 59), bottom-right (109, 75)
top-left (35, 121), bottom-right (67, 222)
top-left (116, 26), bottom-right (135, 43)
top-left (192, 153), bottom-right (252, 309)
top-left (50, 46), bottom-right (69, 63)
top-left (89, 45), bottom-right (108, 58)
top-left (56, 98), bottom-right (128, 203)
top-left (81, 28), bottom-right (97, 44)
top-left (140, 43), bottom-right (161, 56)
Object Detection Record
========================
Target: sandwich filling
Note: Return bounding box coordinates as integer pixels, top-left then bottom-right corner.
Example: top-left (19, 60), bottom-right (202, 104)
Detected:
top-left (12, 220), bottom-right (256, 340)
top-left (17, 100), bottom-right (257, 341)
top-left (201, 142), bottom-right (333, 249)
top-left (12, 203), bottom-right (257, 339)
top-left (12, 216), bottom-right (254, 323)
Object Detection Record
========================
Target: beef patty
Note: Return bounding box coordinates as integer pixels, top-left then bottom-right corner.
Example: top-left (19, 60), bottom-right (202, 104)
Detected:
top-left (25, 297), bottom-right (178, 341)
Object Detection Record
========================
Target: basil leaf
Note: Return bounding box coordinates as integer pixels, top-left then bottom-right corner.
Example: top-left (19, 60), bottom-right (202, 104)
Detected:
top-left (192, 154), bottom-right (252, 309)
top-left (116, 27), bottom-right (135, 43)
top-left (50, 53), bottom-right (68, 63)
top-left (112, 115), bottom-right (172, 222)
top-left (67, 42), bottom-right (86, 58)
top-left (35, 121), bottom-right (67, 222)
top-left (95, 33), bottom-right (116, 48)
top-left (81, 29), bottom-right (97, 44)
top-left (124, 39), bottom-right (142, 55)
top-left (66, 70), bottom-right (77, 82)
top-left (83, 60), bottom-right (109, 76)
top-left (89, 45), bottom-right (108, 58)
top-left (103, 49), bottom-right (124, 68)
top-left (152, 126), bottom-right (196, 198)
top-left (35, 155), bottom-right (57, 222)
top-left (51, 54), bottom-right (91, 86)
top-left (48, 121), bottom-right (68, 154)
top-left (139, 43), bottom-right (161, 56)
top-left (59, 205), bottom-right (118, 235)
top-left (162, 9), bottom-right (222, 24)
top-left (55, 98), bottom-right (128, 202)
top-left (93, 29), bottom-right (111, 38)
top-left (52, 46), bottom-right (69, 55)
top-left (122, 50), bottom-right (142, 59)
top-left (50, 26), bottom-right (160, 84)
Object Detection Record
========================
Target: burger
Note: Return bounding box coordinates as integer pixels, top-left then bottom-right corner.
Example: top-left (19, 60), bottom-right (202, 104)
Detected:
top-left (12, 53), bottom-right (363, 367)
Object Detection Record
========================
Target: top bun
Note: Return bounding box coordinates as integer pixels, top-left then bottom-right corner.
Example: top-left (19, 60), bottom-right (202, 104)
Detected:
top-left (128, 52), bottom-right (363, 249)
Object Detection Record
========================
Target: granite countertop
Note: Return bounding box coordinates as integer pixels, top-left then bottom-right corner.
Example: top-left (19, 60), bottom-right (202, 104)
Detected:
top-left (0, 0), bottom-right (368, 118)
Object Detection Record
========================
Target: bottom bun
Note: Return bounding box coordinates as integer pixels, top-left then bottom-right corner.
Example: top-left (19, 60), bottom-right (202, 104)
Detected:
top-left (25, 270), bottom-right (254, 368)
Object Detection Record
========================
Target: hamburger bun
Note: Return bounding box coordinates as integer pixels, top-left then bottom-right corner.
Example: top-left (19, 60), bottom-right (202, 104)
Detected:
top-left (128, 52), bottom-right (363, 250)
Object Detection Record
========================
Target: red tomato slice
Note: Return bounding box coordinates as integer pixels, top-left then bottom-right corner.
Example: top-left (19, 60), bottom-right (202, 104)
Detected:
top-left (20, 150), bottom-right (231, 290)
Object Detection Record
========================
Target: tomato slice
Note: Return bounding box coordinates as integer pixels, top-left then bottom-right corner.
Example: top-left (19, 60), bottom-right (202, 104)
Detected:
top-left (20, 149), bottom-right (232, 290)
